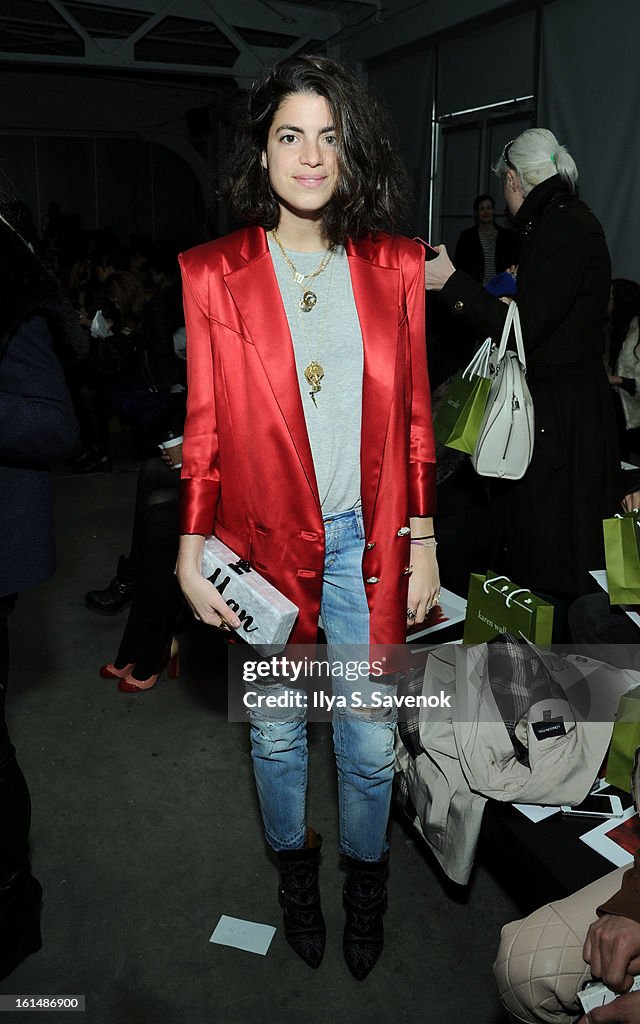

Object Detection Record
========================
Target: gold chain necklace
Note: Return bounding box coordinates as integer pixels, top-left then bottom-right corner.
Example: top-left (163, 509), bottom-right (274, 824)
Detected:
top-left (271, 229), bottom-right (336, 313)
top-left (271, 233), bottom-right (336, 406)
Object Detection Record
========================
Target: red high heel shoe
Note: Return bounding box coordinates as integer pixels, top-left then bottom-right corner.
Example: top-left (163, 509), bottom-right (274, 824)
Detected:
top-left (117, 639), bottom-right (179, 693)
top-left (99, 662), bottom-right (135, 680)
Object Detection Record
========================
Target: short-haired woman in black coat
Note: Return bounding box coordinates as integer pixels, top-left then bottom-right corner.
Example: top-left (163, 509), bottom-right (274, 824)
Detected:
top-left (0, 211), bottom-right (80, 979)
top-left (426, 128), bottom-right (620, 621)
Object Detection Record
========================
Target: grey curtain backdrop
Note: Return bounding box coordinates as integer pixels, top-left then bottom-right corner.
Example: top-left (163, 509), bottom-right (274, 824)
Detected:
top-left (437, 10), bottom-right (536, 116)
top-left (539, 0), bottom-right (639, 278)
top-left (368, 49), bottom-right (435, 237)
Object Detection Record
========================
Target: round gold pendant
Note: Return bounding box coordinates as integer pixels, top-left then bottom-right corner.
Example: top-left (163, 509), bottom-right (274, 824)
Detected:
top-left (304, 360), bottom-right (324, 395)
top-left (300, 290), bottom-right (317, 312)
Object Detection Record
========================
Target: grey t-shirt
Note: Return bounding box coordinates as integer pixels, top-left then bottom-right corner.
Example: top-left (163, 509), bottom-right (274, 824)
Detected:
top-left (268, 236), bottom-right (363, 515)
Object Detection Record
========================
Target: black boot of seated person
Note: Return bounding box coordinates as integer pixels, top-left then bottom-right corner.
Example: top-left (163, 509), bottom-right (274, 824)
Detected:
top-left (277, 827), bottom-right (325, 969)
top-left (342, 853), bottom-right (389, 980)
top-left (85, 555), bottom-right (134, 615)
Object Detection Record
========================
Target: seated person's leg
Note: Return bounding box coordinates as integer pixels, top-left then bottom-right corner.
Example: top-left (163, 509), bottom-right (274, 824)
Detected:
top-left (494, 866), bottom-right (627, 1024)
top-left (569, 593), bottom-right (640, 645)
top-left (568, 593), bottom-right (640, 670)
top-left (112, 490), bottom-right (181, 685)
top-left (85, 457), bottom-right (178, 615)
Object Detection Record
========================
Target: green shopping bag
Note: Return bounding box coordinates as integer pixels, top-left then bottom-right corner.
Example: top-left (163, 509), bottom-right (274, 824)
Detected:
top-left (463, 570), bottom-right (554, 645)
top-left (433, 374), bottom-right (491, 454)
top-left (603, 512), bottom-right (640, 603)
top-left (433, 338), bottom-right (493, 454)
top-left (605, 686), bottom-right (640, 793)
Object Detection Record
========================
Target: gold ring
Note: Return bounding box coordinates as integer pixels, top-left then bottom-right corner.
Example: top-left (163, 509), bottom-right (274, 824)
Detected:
top-left (406, 608), bottom-right (417, 621)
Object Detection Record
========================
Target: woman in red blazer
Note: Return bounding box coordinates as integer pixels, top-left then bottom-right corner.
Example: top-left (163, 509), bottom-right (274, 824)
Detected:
top-left (176, 55), bottom-right (438, 979)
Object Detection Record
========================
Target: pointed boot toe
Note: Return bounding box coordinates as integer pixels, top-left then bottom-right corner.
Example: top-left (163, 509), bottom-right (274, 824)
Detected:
top-left (277, 827), bottom-right (326, 969)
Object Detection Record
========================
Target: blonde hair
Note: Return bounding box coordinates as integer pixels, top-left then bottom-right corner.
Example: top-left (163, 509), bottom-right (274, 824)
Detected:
top-left (494, 128), bottom-right (578, 194)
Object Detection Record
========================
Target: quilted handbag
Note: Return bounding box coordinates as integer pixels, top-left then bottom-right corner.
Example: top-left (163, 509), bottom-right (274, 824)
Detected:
top-left (471, 301), bottom-right (534, 480)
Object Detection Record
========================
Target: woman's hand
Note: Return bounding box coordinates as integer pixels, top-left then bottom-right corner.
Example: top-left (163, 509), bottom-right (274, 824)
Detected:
top-left (178, 570), bottom-right (241, 631)
top-left (623, 492), bottom-right (640, 513)
top-left (176, 534), bottom-right (240, 631)
top-left (424, 244), bottom-right (456, 291)
top-left (159, 443), bottom-right (182, 471)
top-left (609, 375), bottom-right (623, 386)
top-left (406, 545), bottom-right (441, 626)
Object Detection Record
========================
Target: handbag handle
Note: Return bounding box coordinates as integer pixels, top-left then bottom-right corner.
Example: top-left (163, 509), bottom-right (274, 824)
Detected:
top-left (494, 302), bottom-right (527, 371)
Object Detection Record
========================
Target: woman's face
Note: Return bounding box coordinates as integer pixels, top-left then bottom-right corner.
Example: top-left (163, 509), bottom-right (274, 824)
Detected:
top-left (476, 199), bottom-right (494, 224)
top-left (261, 91), bottom-right (338, 222)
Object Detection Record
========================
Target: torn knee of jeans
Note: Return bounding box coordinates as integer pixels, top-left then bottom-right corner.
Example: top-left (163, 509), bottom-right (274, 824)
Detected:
top-left (341, 705), bottom-right (396, 723)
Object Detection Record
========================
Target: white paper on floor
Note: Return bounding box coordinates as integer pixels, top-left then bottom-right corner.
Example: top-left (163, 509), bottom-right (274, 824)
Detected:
top-left (513, 803), bottom-right (560, 822)
top-left (209, 915), bottom-right (276, 956)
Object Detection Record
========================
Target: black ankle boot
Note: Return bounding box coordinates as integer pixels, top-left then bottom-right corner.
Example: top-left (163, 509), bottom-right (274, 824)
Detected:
top-left (277, 828), bottom-right (326, 969)
top-left (0, 869), bottom-right (43, 982)
top-left (343, 853), bottom-right (389, 980)
top-left (85, 556), bottom-right (134, 615)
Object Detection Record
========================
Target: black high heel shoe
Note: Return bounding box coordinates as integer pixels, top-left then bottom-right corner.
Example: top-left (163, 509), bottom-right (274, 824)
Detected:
top-left (0, 869), bottom-right (43, 981)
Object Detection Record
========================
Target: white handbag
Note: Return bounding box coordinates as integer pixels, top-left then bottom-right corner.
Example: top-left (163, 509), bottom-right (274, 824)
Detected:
top-left (471, 302), bottom-right (534, 480)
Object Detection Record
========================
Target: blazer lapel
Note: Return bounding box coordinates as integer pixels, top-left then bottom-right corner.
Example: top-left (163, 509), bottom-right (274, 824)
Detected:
top-left (346, 238), bottom-right (399, 525)
top-left (224, 228), bottom-right (320, 510)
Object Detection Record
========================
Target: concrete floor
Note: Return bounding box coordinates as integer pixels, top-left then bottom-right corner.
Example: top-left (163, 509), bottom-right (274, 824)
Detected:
top-left (1, 462), bottom-right (521, 1024)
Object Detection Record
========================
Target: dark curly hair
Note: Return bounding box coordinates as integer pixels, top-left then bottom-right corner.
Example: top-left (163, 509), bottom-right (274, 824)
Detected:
top-left (224, 54), bottom-right (408, 246)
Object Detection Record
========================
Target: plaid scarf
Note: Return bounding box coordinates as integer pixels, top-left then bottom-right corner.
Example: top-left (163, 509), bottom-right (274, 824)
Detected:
top-left (486, 633), bottom-right (566, 765)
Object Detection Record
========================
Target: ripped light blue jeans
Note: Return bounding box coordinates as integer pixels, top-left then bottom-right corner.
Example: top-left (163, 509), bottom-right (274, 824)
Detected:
top-left (248, 507), bottom-right (398, 862)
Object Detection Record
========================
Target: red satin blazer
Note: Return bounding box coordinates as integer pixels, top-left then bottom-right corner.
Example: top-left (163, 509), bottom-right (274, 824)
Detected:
top-left (178, 225), bottom-right (436, 646)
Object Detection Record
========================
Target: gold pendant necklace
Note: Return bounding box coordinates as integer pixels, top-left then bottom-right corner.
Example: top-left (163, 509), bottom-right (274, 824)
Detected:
top-left (304, 360), bottom-right (324, 403)
top-left (271, 229), bottom-right (335, 313)
top-left (271, 231), bottom-right (335, 406)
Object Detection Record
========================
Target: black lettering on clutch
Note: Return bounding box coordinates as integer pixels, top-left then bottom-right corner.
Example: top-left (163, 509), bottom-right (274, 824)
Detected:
top-left (207, 567), bottom-right (230, 594)
top-left (229, 560), bottom-right (252, 575)
top-left (206, 569), bottom-right (259, 633)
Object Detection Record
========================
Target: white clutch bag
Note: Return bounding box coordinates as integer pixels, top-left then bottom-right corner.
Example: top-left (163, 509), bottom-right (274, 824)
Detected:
top-left (200, 535), bottom-right (298, 655)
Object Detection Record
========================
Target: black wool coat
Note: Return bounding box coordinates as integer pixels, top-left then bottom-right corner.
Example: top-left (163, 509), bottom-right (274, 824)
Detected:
top-left (440, 175), bottom-right (620, 595)
top-left (0, 224), bottom-right (80, 598)
top-left (453, 223), bottom-right (516, 283)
